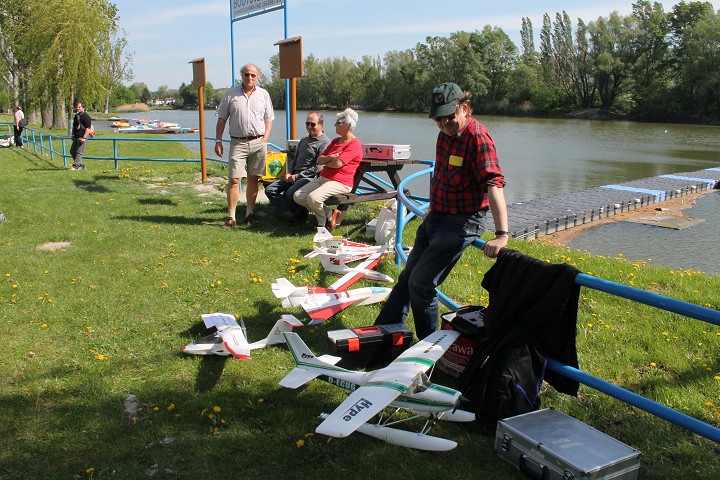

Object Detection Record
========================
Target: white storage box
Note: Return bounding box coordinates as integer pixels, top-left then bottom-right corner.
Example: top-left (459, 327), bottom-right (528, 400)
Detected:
top-left (363, 144), bottom-right (411, 160)
top-left (495, 408), bottom-right (641, 480)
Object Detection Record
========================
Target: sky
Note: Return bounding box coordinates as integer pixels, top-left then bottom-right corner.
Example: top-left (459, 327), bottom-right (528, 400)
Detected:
top-left (114, 0), bottom-right (720, 91)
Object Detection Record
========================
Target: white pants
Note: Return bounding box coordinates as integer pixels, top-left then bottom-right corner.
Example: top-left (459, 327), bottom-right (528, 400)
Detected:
top-left (293, 177), bottom-right (351, 225)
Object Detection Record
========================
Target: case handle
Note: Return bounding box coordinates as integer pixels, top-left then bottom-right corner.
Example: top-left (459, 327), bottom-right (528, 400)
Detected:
top-left (519, 454), bottom-right (550, 480)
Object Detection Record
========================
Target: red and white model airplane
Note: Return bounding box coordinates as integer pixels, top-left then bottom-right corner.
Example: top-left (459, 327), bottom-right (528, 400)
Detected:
top-left (279, 330), bottom-right (474, 451)
top-left (182, 313), bottom-right (302, 359)
top-left (305, 227), bottom-right (393, 263)
top-left (271, 278), bottom-right (391, 325)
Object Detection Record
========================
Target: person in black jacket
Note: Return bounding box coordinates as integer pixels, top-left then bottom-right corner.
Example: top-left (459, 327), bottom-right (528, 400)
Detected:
top-left (70, 101), bottom-right (93, 171)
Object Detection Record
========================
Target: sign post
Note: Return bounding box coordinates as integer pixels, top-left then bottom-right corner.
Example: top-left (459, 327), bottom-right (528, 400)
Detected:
top-left (189, 57), bottom-right (208, 183)
top-left (274, 36), bottom-right (302, 141)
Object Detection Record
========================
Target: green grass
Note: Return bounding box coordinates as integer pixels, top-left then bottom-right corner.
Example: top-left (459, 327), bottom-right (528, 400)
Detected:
top-left (1, 139), bottom-right (719, 480)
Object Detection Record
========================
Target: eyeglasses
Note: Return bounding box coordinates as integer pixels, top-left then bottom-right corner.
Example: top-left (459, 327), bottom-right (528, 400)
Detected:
top-left (305, 122), bottom-right (317, 127)
top-left (243, 73), bottom-right (257, 78)
top-left (433, 111), bottom-right (457, 123)
top-left (334, 120), bottom-right (347, 126)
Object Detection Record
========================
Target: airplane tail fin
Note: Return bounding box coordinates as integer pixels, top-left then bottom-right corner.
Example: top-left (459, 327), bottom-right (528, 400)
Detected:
top-left (249, 315), bottom-right (304, 349)
top-left (313, 227), bottom-right (335, 243)
top-left (279, 332), bottom-right (341, 388)
top-left (271, 278), bottom-right (300, 307)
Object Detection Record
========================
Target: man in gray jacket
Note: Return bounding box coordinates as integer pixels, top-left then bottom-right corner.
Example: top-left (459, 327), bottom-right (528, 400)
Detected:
top-left (265, 111), bottom-right (330, 223)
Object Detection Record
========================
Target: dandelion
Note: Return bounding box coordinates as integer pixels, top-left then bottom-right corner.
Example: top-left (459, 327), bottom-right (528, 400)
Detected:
top-left (86, 467), bottom-right (95, 474)
top-left (167, 403), bottom-right (176, 412)
top-left (41, 323), bottom-right (47, 329)
top-left (213, 406), bottom-right (221, 413)
top-left (296, 439), bottom-right (305, 448)
top-left (258, 399), bottom-right (264, 404)
top-left (714, 376), bottom-right (720, 381)
top-left (650, 362), bottom-right (657, 367)
top-left (705, 401), bottom-right (714, 407)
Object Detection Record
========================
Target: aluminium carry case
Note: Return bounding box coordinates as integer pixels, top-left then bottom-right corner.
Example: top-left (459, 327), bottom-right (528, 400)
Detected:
top-left (495, 408), bottom-right (641, 480)
top-left (362, 143), bottom-right (411, 160)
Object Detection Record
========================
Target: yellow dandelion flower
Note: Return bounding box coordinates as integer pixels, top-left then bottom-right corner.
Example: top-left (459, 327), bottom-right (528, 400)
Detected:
top-left (153, 406), bottom-right (160, 412)
top-left (587, 323), bottom-right (594, 328)
top-left (705, 401), bottom-right (713, 407)
top-left (86, 467), bottom-right (95, 474)
top-left (258, 399), bottom-right (264, 404)
top-left (97, 354), bottom-right (106, 361)
top-left (296, 439), bottom-right (305, 448)
top-left (213, 406), bottom-right (221, 413)
top-left (650, 362), bottom-right (657, 367)
top-left (41, 323), bottom-right (48, 329)
top-left (167, 404), bottom-right (176, 412)
top-left (714, 376), bottom-right (720, 381)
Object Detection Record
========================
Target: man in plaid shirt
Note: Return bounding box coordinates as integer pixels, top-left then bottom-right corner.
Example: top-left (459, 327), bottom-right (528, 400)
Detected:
top-left (375, 82), bottom-right (509, 341)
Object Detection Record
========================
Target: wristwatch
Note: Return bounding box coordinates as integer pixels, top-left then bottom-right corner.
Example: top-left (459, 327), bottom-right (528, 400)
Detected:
top-left (215, 139), bottom-right (222, 143)
top-left (494, 230), bottom-right (509, 236)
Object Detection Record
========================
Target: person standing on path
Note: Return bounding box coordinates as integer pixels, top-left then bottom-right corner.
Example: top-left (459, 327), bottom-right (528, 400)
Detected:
top-left (13, 105), bottom-right (25, 148)
top-left (215, 63), bottom-right (274, 227)
top-left (70, 101), bottom-right (92, 171)
top-left (374, 82), bottom-right (509, 341)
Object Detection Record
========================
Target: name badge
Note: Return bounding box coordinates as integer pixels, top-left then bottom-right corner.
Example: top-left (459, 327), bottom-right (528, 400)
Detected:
top-left (449, 155), bottom-right (463, 167)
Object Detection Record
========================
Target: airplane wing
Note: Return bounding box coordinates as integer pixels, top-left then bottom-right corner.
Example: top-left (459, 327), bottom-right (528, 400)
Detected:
top-left (220, 326), bottom-right (251, 359)
top-left (327, 252), bottom-right (387, 291)
top-left (201, 312), bottom-right (239, 329)
top-left (279, 367), bottom-right (324, 389)
top-left (315, 384), bottom-right (403, 438)
top-left (394, 329), bottom-right (460, 366)
top-left (315, 330), bottom-right (460, 437)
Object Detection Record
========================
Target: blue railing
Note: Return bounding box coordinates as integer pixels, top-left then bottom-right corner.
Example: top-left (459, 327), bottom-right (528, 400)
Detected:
top-left (4, 124), bottom-right (281, 168)
top-left (394, 164), bottom-right (720, 444)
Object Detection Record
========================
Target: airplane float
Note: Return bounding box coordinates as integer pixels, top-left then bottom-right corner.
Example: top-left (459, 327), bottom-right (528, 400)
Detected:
top-left (271, 278), bottom-right (391, 325)
top-left (279, 330), bottom-right (474, 451)
top-left (182, 313), bottom-right (302, 359)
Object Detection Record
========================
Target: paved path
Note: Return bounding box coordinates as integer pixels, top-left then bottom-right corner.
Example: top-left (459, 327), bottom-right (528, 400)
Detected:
top-left (489, 168), bottom-right (720, 239)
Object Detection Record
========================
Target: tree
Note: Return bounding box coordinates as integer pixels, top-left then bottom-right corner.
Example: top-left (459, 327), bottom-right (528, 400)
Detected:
top-left (100, 30), bottom-right (133, 113)
top-left (21, 0), bottom-right (118, 129)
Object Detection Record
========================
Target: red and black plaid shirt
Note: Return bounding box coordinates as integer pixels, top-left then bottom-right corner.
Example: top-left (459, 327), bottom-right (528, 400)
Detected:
top-left (430, 116), bottom-right (505, 213)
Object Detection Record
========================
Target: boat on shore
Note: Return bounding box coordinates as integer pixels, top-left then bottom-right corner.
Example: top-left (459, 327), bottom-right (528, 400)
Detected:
top-left (117, 124), bottom-right (172, 134)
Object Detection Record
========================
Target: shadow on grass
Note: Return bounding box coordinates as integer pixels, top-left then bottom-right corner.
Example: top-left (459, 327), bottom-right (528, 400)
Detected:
top-left (138, 198), bottom-right (177, 206)
top-left (73, 179), bottom-right (113, 193)
top-left (116, 214), bottom-right (215, 225)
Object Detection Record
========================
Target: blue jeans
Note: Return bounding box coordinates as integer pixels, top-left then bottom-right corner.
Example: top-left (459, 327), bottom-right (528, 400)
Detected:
top-left (265, 177), bottom-right (310, 216)
top-left (374, 210), bottom-right (485, 340)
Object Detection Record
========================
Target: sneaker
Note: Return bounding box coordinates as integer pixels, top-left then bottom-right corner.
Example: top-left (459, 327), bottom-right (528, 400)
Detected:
top-left (223, 217), bottom-right (236, 228)
top-left (244, 214), bottom-right (260, 225)
top-left (70, 165), bottom-right (85, 171)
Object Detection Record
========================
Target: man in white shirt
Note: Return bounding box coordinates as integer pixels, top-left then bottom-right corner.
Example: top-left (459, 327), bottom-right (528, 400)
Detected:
top-left (215, 63), bottom-right (274, 227)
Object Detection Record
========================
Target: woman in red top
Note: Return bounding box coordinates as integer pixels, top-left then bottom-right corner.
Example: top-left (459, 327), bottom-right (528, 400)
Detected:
top-left (293, 108), bottom-right (362, 230)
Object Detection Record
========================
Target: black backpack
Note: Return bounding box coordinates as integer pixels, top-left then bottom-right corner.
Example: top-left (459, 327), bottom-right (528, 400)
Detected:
top-left (459, 326), bottom-right (546, 422)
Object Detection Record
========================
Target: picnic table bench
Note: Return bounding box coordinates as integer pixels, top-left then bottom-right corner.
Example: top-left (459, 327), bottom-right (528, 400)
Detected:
top-left (325, 158), bottom-right (418, 227)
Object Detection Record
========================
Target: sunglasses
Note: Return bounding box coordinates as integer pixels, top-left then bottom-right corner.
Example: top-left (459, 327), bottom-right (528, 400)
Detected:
top-left (433, 105), bottom-right (461, 123)
top-left (243, 73), bottom-right (257, 78)
top-left (305, 122), bottom-right (317, 127)
top-left (335, 120), bottom-right (347, 126)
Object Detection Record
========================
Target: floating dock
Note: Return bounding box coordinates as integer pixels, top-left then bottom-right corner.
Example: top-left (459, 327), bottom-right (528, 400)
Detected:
top-left (493, 168), bottom-right (720, 239)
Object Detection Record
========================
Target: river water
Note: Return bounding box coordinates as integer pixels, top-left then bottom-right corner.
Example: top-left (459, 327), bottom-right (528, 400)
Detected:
top-left (97, 109), bottom-right (720, 275)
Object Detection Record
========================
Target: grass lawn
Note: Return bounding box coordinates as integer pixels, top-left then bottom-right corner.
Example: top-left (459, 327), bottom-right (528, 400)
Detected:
top-left (1, 132), bottom-right (719, 479)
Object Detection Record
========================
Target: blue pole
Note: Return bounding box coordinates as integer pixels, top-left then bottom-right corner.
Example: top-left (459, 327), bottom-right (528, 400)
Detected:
top-left (229, 0), bottom-right (236, 87)
top-left (547, 359), bottom-right (720, 443)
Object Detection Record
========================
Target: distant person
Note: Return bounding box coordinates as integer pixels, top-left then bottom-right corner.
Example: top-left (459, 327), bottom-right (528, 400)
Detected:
top-left (70, 101), bottom-right (92, 170)
top-left (293, 108), bottom-right (362, 231)
top-left (13, 105), bottom-right (24, 148)
top-left (215, 63), bottom-right (274, 227)
top-left (374, 82), bottom-right (509, 341)
top-left (265, 112), bottom-right (331, 223)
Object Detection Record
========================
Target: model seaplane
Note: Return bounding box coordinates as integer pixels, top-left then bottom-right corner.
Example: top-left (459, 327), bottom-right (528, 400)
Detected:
top-left (279, 330), bottom-right (474, 451)
top-left (182, 313), bottom-right (302, 359)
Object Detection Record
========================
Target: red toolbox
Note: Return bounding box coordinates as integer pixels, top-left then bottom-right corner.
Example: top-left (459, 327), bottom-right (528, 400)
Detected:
top-left (327, 324), bottom-right (413, 369)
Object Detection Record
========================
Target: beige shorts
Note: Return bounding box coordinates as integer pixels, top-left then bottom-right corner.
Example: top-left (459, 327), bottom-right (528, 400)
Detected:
top-left (228, 138), bottom-right (267, 179)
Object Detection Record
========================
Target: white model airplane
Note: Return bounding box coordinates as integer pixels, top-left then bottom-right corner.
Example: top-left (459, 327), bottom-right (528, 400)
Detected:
top-left (271, 278), bottom-right (392, 325)
top-left (279, 330), bottom-right (474, 451)
top-left (182, 313), bottom-right (303, 359)
top-left (305, 227), bottom-right (393, 262)
top-left (316, 250), bottom-right (394, 284)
